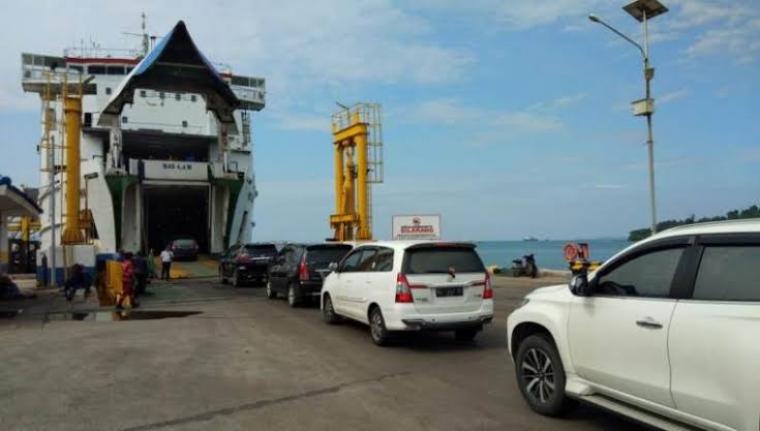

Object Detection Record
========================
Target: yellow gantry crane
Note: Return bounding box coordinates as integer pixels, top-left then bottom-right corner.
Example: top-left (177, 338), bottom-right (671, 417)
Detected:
top-left (329, 103), bottom-right (383, 241)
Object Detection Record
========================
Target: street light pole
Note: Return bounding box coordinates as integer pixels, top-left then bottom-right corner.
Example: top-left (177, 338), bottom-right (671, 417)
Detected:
top-left (641, 8), bottom-right (658, 236)
top-left (589, 0), bottom-right (667, 236)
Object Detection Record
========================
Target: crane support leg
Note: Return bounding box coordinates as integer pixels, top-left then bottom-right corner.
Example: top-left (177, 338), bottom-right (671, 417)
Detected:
top-left (61, 96), bottom-right (84, 245)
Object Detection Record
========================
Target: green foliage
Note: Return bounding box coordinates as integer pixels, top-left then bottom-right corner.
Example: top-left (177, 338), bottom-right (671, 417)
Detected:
top-left (628, 204), bottom-right (760, 242)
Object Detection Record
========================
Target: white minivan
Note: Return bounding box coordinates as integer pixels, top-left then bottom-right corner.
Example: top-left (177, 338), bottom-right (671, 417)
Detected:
top-left (321, 241), bottom-right (494, 345)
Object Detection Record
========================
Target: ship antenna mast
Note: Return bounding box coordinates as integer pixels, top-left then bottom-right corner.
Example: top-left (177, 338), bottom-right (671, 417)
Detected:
top-left (122, 12), bottom-right (151, 56)
top-left (140, 12), bottom-right (149, 56)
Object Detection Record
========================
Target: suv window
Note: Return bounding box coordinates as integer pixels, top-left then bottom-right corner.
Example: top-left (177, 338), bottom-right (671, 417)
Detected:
top-left (596, 247), bottom-right (684, 297)
top-left (284, 247), bottom-right (301, 264)
top-left (403, 246), bottom-right (485, 274)
top-left (341, 248), bottom-right (375, 272)
top-left (306, 245), bottom-right (352, 266)
top-left (243, 244), bottom-right (277, 258)
top-left (373, 247), bottom-right (394, 272)
top-left (277, 248), bottom-right (291, 264)
top-left (357, 249), bottom-right (377, 271)
top-left (693, 246), bottom-right (760, 301)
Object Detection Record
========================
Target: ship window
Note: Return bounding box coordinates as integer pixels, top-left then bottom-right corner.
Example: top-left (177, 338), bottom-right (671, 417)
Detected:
top-left (159, 92), bottom-right (165, 99)
top-left (140, 90), bottom-right (146, 98)
top-left (182, 121), bottom-right (188, 128)
top-left (191, 95), bottom-right (197, 102)
top-left (106, 66), bottom-right (125, 75)
top-left (87, 65), bottom-right (105, 74)
top-left (126, 67), bottom-right (133, 73)
top-left (83, 113), bottom-right (92, 128)
top-left (105, 87), bottom-right (112, 95)
top-left (122, 116), bottom-right (128, 124)
top-left (175, 93), bottom-right (181, 101)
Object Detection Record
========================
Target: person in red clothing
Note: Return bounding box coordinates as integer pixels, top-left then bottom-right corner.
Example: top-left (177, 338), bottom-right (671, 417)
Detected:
top-left (117, 252), bottom-right (139, 309)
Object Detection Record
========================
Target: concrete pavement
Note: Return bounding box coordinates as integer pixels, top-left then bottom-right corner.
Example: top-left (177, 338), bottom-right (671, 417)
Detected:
top-left (0, 276), bottom-right (646, 431)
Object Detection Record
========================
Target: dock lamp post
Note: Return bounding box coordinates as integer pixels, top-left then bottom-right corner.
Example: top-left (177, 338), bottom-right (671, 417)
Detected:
top-left (589, 0), bottom-right (668, 235)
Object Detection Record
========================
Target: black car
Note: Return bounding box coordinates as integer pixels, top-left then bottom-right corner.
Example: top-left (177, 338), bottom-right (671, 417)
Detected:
top-left (169, 238), bottom-right (200, 261)
top-left (267, 243), bottom-right (353, 307)
top-left (219, 243), bottom-right (278, 287)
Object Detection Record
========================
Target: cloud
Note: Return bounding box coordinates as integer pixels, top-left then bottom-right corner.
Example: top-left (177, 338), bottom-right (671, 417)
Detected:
top-left (669, 0), bottom-right (760, 64)
top-left (685, 26), bottom-right (760, 63)
top-left (658, 88), bottom-right (690, 104)
top-left (404, 98), bottom-right (482, 125)
top-left (403, 96), bottom-right (569, 135)
top-left (492, 0), bottom-right (604, 30)
top-left (269, 112), bottom-right (328, 132)
top-left (592, 184), bottom-right (626, 190)
top-left (491, 111), bottom-right (563, 132)
top-left (527, 93), bottom-right (587, 111)
top-left (0, 0), bottom-right (474, 115)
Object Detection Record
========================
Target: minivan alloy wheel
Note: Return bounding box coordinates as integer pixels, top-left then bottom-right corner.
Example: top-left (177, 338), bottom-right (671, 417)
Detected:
top-left (522, 348), bottom-right (555, 403)
top-left (369, 308), bottom-right (389, 346)
top-left (322, 295), bottom-right (340, 324)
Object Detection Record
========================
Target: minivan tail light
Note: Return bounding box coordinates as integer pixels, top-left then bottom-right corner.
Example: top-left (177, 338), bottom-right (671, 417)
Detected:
top-left (299, 258), bottom-right (309, 281)
top-left (483, 272), bottom-right (493, 299)
top-left (395, 273), bottom-right (414, 303)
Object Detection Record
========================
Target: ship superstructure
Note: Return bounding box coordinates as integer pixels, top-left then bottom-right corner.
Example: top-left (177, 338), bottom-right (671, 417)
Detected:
top-left (21, 21), bottom-right (265, 261)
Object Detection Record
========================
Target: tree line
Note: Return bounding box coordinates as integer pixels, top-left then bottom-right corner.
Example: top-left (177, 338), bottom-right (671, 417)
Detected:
top-left (628, 204), bottom-right (760, 241)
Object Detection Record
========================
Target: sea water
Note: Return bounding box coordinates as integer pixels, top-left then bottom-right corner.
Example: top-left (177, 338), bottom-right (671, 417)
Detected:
top-left (475, 239), bottom-right (631, 270)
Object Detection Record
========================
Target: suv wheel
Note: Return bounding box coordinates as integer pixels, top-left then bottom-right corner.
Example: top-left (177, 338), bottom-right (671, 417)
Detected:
top-left (369, 307), bottom-right (390, 346)
top-left (515, 334), bottom-right (573, 416)
top-left (266, 281), bottom-right (276, 299)
top-left (287, 283), bottom-right (299, 308)
top-left (322, 294), bottom-right (340, 324)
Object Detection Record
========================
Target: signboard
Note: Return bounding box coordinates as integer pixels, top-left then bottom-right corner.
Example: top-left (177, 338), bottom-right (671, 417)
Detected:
top-left (392, 214), bottom-right (441, 240)
top-left (143, 160), bottom-right (208, 181)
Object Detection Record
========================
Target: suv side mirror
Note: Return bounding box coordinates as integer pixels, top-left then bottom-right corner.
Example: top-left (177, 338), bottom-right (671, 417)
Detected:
top-left (328, 262), bottom-right (339, 273)
top-left (569, 273), bottom-right (593, 296)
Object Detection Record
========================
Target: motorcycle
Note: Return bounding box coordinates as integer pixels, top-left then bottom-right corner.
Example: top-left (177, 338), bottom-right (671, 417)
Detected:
top-left (511, 254), bottom-right (539, 278)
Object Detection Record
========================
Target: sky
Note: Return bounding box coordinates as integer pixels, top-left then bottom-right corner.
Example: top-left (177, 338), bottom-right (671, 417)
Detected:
top-left (1, 0), bottom-right (758, 241)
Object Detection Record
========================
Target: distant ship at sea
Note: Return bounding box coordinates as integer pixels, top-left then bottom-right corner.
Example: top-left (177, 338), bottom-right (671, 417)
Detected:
top-left (523, 236), bottom-right (539, 242)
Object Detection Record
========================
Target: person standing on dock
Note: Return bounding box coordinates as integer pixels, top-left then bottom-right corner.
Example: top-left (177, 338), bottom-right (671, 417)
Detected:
top-left (160, 246), bottom-right (174, 281)
top-left (116, 252), bottom-right (137, 309)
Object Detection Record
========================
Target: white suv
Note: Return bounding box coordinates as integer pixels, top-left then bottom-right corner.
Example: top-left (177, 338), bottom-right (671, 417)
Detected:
top-left (321, 241), bottom-right (494, 345)
top-left (507, 220), bottom-right (760, 431)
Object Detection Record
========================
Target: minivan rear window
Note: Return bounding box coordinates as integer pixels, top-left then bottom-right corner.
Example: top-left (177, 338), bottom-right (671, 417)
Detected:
top-left (306, 245), bottom-right (352, 265)
top-left (243, 244), bottom-right (277, 257)
top-left (174, 239), bottom-right (197, 247)
top-left (404, 246), bottom-right (485, 274)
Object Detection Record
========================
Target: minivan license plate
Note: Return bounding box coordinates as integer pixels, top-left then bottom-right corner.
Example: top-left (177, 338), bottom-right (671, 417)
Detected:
top-left (436, 286), bottom-right (463, 297)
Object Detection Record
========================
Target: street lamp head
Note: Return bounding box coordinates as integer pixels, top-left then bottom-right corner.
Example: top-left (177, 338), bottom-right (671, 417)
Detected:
top-left (588, 13), bottom-right (601, 23)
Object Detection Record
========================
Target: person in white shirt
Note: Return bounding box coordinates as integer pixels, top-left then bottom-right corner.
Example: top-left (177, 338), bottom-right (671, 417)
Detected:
top-left (159, 246), bottom-right (174, 281)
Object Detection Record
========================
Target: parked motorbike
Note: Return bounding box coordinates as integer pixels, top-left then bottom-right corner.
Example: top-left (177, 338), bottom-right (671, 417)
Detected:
top-left (511, 254), bottom-right (538, 278)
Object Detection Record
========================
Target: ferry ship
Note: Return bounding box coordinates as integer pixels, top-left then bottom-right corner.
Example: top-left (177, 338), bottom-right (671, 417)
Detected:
top-left (20, 21), bottom-right (265, 269)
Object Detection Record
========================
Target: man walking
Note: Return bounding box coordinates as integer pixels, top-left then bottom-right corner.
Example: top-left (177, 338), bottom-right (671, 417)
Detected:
top-left (160, 245), bottom-right (174, 281)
